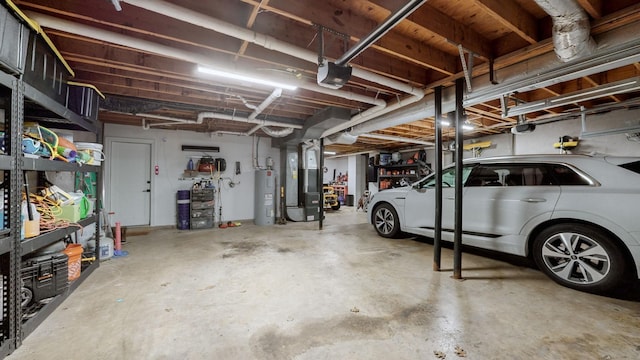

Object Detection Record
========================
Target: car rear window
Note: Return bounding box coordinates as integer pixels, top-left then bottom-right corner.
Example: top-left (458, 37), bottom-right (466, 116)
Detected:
top-left (466, 163), bottom-right (594, 186)
top-left (548, 164), bottom-right (593, 185)
top-left (619, 160), bottom-right (640, 174)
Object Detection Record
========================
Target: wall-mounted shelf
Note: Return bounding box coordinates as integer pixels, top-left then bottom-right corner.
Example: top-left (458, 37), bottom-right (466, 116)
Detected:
top-left (22, 157), bottom-right (101, 172)
top-left (20, 216), bottom-right (97, 256)
top-left (377, 164), bottom-right (423, 190)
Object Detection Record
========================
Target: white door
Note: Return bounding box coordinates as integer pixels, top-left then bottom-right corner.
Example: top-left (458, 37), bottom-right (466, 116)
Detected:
top-left (108, 140), bottom-right (152, 226)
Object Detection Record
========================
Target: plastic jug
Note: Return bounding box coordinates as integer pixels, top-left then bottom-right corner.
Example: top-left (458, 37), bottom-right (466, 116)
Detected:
top-left (21, 200), bottom-right (40, 239)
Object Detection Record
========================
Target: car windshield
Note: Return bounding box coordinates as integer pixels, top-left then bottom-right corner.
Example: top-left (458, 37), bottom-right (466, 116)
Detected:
top-left (416, 165), bottom-right (474, 189)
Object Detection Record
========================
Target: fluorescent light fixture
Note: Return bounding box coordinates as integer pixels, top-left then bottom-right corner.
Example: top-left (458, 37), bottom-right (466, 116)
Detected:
top-left (197, 66), bottom-right (298, 91)
top-left (323, 151), bottom-right (336, 155)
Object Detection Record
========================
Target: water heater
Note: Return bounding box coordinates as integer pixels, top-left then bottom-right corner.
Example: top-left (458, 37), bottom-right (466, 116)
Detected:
top-left (254, 169), bottom-right (275, 225)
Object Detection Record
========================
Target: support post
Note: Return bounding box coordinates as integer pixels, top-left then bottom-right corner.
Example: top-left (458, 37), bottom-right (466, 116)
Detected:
top-left (319, 138), bottom-right (324, 230)
top-left (453, 78), bottom-right (464, 280)
top-left (433, 86), bottom-right (443, 271)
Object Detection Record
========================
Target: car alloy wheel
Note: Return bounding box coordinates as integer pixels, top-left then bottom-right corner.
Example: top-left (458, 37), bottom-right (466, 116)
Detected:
top-left (533, 224), bottom-right (627, 292)
top-left (373, 204), bottom-right (400, 238)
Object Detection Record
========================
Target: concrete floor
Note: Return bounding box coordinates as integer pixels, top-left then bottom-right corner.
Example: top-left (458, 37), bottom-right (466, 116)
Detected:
top-left (9, 208), bottom-right (640, 359)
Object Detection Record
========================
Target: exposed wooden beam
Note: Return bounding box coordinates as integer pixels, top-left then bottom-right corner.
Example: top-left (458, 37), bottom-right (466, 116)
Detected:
top-left (247, 0), bottom-right (458, 75)
top-left (473, 0), bottom-right (539, 44)
top-left (236, 0), bottom-right (271, 60)
top-left (577, 0), bottom-right (603, 19)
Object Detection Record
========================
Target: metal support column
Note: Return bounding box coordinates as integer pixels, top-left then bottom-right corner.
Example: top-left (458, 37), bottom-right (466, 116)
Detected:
top-left (318, 138), bottom-right (324, 230)
top-left (453, 78), bottom-right (464, 280)
top-left (11, 79), bottom-right (25, 347)
top-left (433, 86), bottom-right (443, 272)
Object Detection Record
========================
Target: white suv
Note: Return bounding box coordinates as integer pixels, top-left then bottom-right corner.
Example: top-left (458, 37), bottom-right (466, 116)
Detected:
top-left (368, 154), bottom-right (640, 293)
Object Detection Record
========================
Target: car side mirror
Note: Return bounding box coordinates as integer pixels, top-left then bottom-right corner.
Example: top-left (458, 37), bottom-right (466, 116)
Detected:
top-left (413, 184), bottom-right (427, 193)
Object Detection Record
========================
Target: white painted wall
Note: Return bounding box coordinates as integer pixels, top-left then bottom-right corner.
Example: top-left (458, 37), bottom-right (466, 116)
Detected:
top-left (103, 123), bottom-right (277, 226)
top-left (98, 108), bottom-right (640, 226)
top-left (418, 108), bottom-right (640, 165)
top-left (323, 157), bottom-right (348, 184)
top-left (347, 155), bottom-right (357, 197)
top-left (464, 108), bottom-right (640, 159)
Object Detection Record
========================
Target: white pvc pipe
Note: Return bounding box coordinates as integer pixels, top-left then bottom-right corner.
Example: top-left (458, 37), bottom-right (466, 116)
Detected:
top-left (359, 133), bottom-right (434, 146)
top-left (246, 124), bottom-right (264, 136)
top-left (248, 88), bottom-right (282, 121)
top-left (26, 12), bottom-right (385, 109)
top-left (196, 111), bottom-right (303, 129)
top-left (123, 0), bottom-right (423, 97)
top-left (139, 112), bottom-right (202, 124)
top-left (321, 91), bottom-right (423, 137)
top-left (124, 0), bottom-right (318, 63)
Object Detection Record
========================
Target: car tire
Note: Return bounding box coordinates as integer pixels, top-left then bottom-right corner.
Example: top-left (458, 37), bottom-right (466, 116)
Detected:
top-left (532, 223), bottom-right (628, 293)
top-left (372, 203), bottom-right (401, 238)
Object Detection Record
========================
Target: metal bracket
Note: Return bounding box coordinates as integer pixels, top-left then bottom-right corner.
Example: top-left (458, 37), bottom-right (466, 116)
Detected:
top-left (489, 58), bottom-right (498, 85)
top-left (500, 95), bottom-right (508, 118)
top-left (458, 44), bottom-right (474, 92)
top-left (317, 25), bottom-right (325, 66)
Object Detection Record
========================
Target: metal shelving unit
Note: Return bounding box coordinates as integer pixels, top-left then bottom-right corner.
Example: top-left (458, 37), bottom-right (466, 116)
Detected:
top-left (0, 5), bottom-right (103, 355)
top-left (20, 216), bottom-right (98, 256)
top-left (377, 164), bottom-right (422, 190)
top-left (20, 260), bottom-right (99, 339)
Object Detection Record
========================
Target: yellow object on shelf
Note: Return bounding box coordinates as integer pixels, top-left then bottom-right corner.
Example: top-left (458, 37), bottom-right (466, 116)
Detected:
top-left (463, 141), bottom-right (492, 150)
top-left (553, 141), bottom-right (579, 149)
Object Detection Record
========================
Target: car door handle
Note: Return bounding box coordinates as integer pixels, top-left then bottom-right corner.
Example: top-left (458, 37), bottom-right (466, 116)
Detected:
top-left (143, 189), bottom-right (151, 192)
top-left (520, 198), bottom-right (546, 203)
top-left (446, 197), bottom-right (455, 200)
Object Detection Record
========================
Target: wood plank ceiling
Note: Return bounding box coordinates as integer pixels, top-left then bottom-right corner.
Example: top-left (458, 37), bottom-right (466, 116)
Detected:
top-left (12, 0), bottom-right (640, 155)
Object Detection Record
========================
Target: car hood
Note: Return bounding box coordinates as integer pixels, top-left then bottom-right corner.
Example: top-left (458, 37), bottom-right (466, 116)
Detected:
top-left (372, 186), bottom-right (411, 199)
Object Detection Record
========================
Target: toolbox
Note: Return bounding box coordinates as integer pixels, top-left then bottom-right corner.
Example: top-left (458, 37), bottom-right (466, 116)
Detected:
top-left (21, 253), bottom-right (69, 308)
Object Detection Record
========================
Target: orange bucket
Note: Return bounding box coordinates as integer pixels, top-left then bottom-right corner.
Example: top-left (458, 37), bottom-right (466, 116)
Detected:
top-left (63, 244), bottom-right (83, 281)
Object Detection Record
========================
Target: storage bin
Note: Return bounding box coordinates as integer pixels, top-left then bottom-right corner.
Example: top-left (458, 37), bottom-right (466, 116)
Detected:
top-left (191, 208), bottom-right (214, 218)
top-left (0, 4), bottom-right (29, 74)
top-left (66, 82), bottom-right (104, 124)
top-left (75, 142), bottom-right (104, 166)
top-left (190, 218), bottom-right (213, 229)
top-left (191, 189), bottom-right (214, 201)
top-left (23, 31), bottom-right (72, 105)
top-left (21, 253), bottom-right (69, 308)
top-left (191, 200), bottom-right (215, 210)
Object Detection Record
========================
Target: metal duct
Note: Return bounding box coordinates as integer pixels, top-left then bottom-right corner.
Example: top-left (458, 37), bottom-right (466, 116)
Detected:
top-left (261, 127), bottom-right (294, 137)
top-left (274, 107), bottom-right (352, 147)
top-left (534, 0), bottom-right (596, 62)
top-left (325, 132), bottom-right (358, 145)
